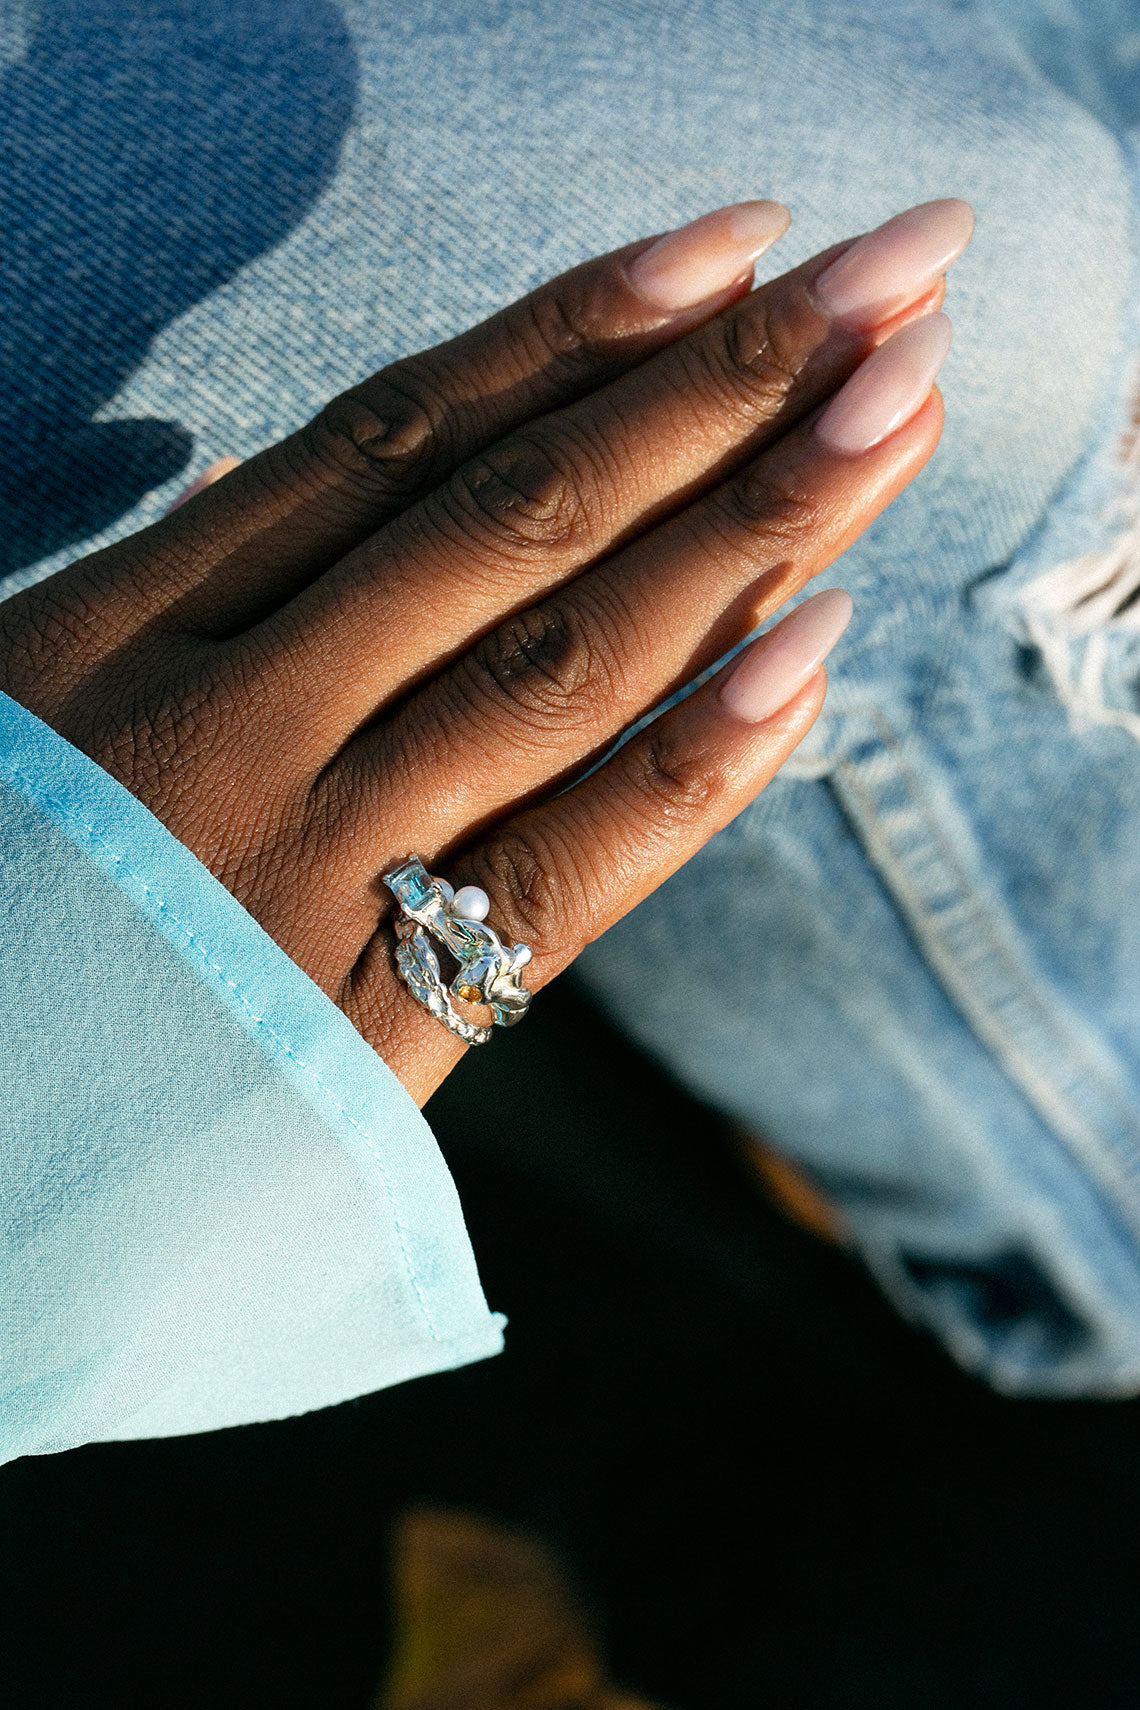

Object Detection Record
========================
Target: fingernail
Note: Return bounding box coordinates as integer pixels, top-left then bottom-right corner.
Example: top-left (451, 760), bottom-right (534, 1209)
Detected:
top-left (167, 455), bottom-right (241, 511)
top-left (626, 201), bottom-right (791, 312)
top-left (812, 199), bottom-right (974, 332)
top-left (719, 588), bottom-right (853, 723)
top-left (814, 312), bottom-right (952, 456)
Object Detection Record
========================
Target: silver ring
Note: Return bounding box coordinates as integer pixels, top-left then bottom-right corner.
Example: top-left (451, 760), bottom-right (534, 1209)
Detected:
top-left (382, 856), bottom-right (533, 1045)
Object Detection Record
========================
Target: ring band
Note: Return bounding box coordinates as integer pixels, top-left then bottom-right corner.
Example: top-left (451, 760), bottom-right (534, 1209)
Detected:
top-left (382, 856), bottom-right (533, 1045)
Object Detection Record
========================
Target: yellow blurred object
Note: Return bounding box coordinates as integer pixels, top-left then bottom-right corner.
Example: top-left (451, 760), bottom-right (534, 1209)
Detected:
top-left (740, 1132), bottom-right (844, 1245)
top-left (378, 1507), bottom-right (661, 1710)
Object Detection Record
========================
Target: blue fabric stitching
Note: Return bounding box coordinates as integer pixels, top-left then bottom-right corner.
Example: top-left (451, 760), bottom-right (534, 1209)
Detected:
top-left (0, 753), bottom-right (443, 1343)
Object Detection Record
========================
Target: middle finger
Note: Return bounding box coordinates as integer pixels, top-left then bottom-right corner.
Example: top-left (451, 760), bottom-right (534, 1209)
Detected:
top-left (333, 313), bottom-right (949, 869)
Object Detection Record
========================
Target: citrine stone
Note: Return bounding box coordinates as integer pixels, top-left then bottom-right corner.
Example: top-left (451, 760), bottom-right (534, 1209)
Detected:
top-left (456, 983), bottom-right (484, 1005)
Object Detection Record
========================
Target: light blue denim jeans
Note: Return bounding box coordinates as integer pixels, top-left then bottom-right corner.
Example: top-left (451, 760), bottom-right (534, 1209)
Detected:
top-left (3, 0), bottom-right (1140, 1399)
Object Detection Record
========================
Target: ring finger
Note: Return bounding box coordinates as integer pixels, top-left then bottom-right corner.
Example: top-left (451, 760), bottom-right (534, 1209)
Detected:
top-left (94, 204), bottom-right (788, 636)
top-left (344, 591), bottom-right (846, 1104)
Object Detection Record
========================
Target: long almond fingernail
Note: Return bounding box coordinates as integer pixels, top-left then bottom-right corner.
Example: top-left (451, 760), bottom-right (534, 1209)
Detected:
top-left (167, 455), bottom-right (241, 511)
top-left (812, 199), bottom-right (974, 332)
top-left (626, 201), bottom-right (791, 312)
top-left (719, 588), bottom-right (854, 723)
top-left (814, 312), bottom-right (952, 456)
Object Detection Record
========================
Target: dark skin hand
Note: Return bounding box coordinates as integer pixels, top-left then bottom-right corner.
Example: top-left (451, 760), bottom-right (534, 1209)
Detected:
top-left (0, 201), bottom-right (955, 1104)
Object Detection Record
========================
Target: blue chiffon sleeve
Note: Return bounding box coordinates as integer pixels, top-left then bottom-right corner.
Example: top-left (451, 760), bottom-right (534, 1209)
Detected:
top-left (0, 690), bottom-right (504, 1465)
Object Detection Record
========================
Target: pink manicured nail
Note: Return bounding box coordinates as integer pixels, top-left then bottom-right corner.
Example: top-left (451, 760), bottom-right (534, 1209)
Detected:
top-left (812, 199), bottom-right (974, 332)
top-left (814, 312), bottom-right (952, 456)
top-left (719, 588), bottom-right (854, 723)
top-left (626, 201), bottom-right (791, 312)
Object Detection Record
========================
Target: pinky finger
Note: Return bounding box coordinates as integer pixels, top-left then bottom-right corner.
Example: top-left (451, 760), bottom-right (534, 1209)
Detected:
top-left (462, 586), bottom-right (854, 983)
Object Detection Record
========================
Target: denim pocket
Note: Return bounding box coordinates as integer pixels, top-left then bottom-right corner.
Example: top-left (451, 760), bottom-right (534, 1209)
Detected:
top-left (828, 703), bottom-right (1140, 1248)
top-left (815, 694), bottom-right (1140, 1392)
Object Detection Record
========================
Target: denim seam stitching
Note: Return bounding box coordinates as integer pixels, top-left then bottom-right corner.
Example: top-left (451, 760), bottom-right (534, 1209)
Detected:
top-left (0, 753), bottom-right (445, 1343)
top-left (868, 708), bottom-right (1129, 1107)
top-left (834, 710), bottom-right (1140, 1234)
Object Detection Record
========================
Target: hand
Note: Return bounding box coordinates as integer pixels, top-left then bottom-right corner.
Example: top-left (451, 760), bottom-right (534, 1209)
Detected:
top-left (0, 197), bottom-right (971, 1103)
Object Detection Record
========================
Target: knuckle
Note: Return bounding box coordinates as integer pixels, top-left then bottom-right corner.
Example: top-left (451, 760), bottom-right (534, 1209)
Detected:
top-left (723, 459), bottom-right (821, 541)
top-left (700, 292), bottom-right (814, 424)
top-left (447, 435), bottom-right (591, 557)
top-left (472, 827), bottom-right (573, 947)
top-left (633, 731), bottom-right (719, 826)
top-left (520, 281), bottom-right (610, 380)
top-left (463, 600), bottom-right (605, 730)
top-left (302, 363), bottom-right (445, 497)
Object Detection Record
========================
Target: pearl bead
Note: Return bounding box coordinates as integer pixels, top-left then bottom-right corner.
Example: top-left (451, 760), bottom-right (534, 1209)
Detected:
top-left (451, 884), bottom-right (490, 922)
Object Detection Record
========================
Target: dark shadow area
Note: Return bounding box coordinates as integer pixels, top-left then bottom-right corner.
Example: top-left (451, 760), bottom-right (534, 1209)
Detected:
top-left (0, 0), bottom-right (356, 576)
top-left (2, 982), bottom-right (1140, 1707)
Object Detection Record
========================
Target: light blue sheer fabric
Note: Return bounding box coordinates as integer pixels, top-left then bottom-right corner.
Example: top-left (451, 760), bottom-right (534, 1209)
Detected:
top-left (3, 0), bottom-right (1140, 1456)
top-left (0, 692), bottom-right (502, 1464)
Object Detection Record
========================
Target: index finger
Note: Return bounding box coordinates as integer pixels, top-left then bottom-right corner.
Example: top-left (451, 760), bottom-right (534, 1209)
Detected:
top-left (114, 202), bottom-right (790, 633)
top-left (263, 202), bottom-right (971, 741)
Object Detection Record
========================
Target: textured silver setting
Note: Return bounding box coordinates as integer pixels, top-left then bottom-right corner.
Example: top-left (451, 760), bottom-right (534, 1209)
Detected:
top-left (382, 857), bottom-right (533, 1045)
